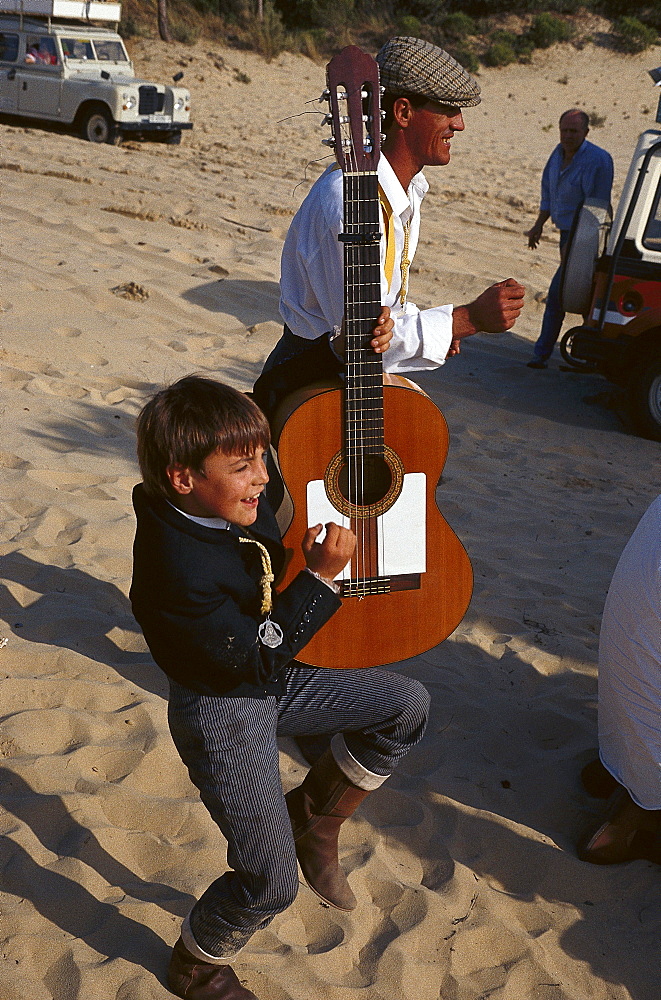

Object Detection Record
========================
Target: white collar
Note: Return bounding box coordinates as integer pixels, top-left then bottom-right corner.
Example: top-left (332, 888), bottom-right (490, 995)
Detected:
top-left (168, 500), bottom-right (230, 530)
top-left (378, 155), bottom-right (428, 219)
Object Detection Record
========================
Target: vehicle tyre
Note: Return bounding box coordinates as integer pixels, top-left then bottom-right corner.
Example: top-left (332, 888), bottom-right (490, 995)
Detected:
top-left (165, 130), bottom-right (182, 145)
top-left (629, 357), bottom-right (661, 441)
top-left (81, 105), bottom-right (118, 144)
top-left (560, 328), bottom-right (598, 370)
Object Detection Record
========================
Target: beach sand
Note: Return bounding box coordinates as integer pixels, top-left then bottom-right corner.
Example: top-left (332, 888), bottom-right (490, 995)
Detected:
top-left (1, 31), bottom-right (661, 1000)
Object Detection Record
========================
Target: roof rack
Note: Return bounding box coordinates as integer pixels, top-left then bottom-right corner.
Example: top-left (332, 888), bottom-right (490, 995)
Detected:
top-left (0, 0), bottom-right (121, 24)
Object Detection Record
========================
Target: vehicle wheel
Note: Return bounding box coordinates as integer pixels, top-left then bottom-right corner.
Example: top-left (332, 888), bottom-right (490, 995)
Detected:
top-left (165, 130), bottom-right (182, 145)
top-left (560, 329), bottom-right (597, 370)
top-left (629, 358), bottom-right (661, 441)
top-left (81, 106), bottom-right (118, 144)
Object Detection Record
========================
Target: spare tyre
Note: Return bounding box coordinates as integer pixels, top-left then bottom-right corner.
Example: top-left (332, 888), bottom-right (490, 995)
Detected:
top-left (559, 198), bottom-right (611, 315)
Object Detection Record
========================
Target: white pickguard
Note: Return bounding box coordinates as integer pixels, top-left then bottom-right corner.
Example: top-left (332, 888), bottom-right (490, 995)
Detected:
top-left (306, 473), bottom-right (427, 580)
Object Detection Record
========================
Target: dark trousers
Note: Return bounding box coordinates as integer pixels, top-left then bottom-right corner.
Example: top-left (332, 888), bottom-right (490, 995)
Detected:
top-left (167, 663), bottom-right (430, 957)
top-left (533, 229), bottom-right (570, 361)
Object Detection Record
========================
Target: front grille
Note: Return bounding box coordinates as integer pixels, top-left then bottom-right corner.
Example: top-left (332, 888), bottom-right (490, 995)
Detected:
top-left (138, 86), bottom-right (165, 115)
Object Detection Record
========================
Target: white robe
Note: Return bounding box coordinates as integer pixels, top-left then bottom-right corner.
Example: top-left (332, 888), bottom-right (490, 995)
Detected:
top-left (598, 495), bottom-right (661, 809)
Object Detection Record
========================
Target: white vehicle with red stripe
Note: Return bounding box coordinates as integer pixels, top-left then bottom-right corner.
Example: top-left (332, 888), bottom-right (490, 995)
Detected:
top-left (560, 75), bottom-right (661, 440)
top-left (0, 0), bottom-right (192, 144)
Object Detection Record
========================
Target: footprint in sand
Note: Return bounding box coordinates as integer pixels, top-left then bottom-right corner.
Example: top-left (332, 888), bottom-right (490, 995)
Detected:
top-left (53, 326), bottom-right (82, 338)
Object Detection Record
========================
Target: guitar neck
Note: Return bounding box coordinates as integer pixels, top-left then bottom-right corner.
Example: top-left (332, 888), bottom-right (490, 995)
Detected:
top-left (343, 171), bottom-right (384, 457)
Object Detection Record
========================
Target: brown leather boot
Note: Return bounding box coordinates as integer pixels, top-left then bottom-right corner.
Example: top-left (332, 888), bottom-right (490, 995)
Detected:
top-left (285, 747), bottom-right (373, 911)
top-left (167, 937), bottom-right (258, 999)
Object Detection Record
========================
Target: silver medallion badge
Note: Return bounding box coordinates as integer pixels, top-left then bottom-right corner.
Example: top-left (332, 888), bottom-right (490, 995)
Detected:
top-left (258, 617), bottom-right (284, 648)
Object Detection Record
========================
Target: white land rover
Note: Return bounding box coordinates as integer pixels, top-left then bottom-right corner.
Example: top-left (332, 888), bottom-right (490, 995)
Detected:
top-left (0, 0), bottom-right (192, 143)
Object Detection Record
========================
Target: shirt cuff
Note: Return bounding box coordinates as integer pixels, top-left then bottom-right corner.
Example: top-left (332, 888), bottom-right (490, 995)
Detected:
top-left (305, 567), bottom-right (341, 594)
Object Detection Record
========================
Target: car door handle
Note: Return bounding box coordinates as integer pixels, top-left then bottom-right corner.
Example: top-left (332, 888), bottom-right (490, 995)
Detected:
top-left (7, 68), bottom-right (16, 80)
top-left (22, 81), bottom-right (27, 90)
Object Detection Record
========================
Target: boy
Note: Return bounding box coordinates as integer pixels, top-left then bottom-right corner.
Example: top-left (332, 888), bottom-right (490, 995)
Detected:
top-left (130, 376), bottom-right (431, 1000)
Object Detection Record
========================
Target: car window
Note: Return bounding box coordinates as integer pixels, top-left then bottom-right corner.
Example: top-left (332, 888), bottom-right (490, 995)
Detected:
top-left (25, 35), bottom-right (58, 65)
top-left (92, 39), bottom-right (128, 62)
top-left (642, 180), bottom-right (661, 251)
top-left (0, 32), bottom-right (19, 62)
top-left (60, 37), bottom-right (94, 60)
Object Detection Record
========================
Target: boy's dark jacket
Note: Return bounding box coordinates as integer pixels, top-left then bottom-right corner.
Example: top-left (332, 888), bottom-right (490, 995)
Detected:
top-left (130, 484), bottom-right (341, 698)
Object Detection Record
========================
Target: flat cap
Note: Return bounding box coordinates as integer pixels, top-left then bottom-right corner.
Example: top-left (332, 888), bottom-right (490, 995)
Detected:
top-left (376, 36), bottom-right (481, 108)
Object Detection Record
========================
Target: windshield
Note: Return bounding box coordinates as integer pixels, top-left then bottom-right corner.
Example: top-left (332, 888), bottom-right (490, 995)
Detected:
top-left (60, 37), bottom-right (128, 61)
top-left (93, 39), bottom-right (128, 61)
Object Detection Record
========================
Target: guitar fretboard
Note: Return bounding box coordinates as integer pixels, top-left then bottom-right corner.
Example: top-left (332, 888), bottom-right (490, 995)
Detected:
top-left (343, 171), bottom-right (383, 458)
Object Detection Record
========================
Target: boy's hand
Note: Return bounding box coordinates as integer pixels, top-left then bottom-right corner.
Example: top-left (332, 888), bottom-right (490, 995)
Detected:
top-left (302, 522), bottom-right (356, 581)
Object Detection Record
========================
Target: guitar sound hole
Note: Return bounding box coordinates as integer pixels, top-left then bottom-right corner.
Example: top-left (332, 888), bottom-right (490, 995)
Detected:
top-left (338, 456), bottom-right (392, 507)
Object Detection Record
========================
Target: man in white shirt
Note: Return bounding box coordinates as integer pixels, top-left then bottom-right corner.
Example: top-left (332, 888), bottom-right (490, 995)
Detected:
top-left (254, 36), bottom-right (525, 417)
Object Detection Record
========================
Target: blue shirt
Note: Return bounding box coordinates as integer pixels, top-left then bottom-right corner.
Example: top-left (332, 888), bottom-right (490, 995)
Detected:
top-left (540, 139), bottom-right (613, 231)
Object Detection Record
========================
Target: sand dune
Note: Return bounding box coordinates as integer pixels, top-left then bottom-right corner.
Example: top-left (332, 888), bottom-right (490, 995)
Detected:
top-left (1, 32), bottom-right (661, 1000)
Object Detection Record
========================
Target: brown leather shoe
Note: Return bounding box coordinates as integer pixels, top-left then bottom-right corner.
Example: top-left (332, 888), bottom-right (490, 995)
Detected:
top-left (578, 788), bottom-right (661, 865)
top-left (167, 937), bottom-right (258, 999)
top-left (286, 747), bottom-right (371, 911)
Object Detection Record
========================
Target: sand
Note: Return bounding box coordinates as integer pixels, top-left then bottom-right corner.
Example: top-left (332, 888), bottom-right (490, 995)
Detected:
top-left (1, 30), bottom-right (661, 1000)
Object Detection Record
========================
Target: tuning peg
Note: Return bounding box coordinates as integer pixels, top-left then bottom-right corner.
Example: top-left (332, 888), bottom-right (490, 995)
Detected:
top-left (320, 114), bottom-right (333, 126)
top-left (321, 137), bottom-right (336, 147)
top-left (318, 88), bottom-right (330, 103)
top-left (380, 133), bottom-right (386, 142)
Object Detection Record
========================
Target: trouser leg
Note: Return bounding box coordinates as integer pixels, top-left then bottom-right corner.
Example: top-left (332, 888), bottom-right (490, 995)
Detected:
top-left (276, 663), bottom-right (431, 777)
top-left (533, 229), bottom-right (570, 361)
top-left (533, 264), bottom-right (565, 360)
top-left (167, 682), bottom-right (299, 960)
top-left (278, 664), bottom-right (430, 909)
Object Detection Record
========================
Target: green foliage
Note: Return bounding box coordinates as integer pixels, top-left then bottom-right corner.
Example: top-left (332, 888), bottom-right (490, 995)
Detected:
top-left (275, 0), bottom-right (355, 30)
top-left (171, 21), bottom-right (200, 43)
top-left (483, 39), bottom-right (517, 66)
top-left (397, 15), bottom-right (422, 36)
top-left (441, 11), bottom-right (476, 39)
top-left (613, 15), bottom-right (658, 53)
top-left (449, 42), bottom-right (479, 73)
top-left (250, 1), bottom-right (288, 61)
top-left (118, 16), bottom-right (146, 38)
top-left (528, 12), bottom-right (574, 48)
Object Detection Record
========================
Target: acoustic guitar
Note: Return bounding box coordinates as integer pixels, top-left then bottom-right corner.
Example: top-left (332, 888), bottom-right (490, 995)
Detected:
top-left (273, 45), bottom-right (473, 669)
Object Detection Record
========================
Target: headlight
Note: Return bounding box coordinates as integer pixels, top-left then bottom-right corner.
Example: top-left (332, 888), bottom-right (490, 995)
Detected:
top-left (174, 96), bottom-right (185, 111)
top-left (122, 93), bottom-right (137, 110)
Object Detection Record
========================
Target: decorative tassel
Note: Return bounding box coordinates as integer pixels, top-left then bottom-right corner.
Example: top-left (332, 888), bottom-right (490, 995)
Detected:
top-left (239, 537), bottom-right (274, 616)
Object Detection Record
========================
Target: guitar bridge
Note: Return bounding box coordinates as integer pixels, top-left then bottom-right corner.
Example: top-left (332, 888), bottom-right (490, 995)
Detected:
top-left (341, 574), bottom-right (421, 597)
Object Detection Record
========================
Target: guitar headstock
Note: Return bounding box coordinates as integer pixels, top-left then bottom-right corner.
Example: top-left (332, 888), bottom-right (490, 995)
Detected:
top-left (323, 45), bottom-right (381, 174)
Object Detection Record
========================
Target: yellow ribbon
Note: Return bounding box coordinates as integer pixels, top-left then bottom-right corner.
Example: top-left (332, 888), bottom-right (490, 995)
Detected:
top-left (378, 184), bottom-right (411, 305)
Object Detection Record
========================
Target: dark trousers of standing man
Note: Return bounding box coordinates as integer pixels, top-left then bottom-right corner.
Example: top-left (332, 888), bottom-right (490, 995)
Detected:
top-left (532, 229), bottom-right (570, 362)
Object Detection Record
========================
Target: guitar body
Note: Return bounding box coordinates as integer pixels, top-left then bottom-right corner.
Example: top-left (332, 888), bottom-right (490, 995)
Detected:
top-left (275, 378), bottom-right (473, 668)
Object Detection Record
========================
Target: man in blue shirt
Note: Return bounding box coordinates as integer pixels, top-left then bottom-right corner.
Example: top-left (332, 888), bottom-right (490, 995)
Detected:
top-left (525, 108), bottom-right (613, 368)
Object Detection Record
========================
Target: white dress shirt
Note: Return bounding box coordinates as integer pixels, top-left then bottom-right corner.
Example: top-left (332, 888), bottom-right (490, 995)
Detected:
top-left (279, 155), bottom-right (453, 374)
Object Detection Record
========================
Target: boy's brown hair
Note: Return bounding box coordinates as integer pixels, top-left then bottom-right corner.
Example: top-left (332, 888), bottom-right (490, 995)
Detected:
top-left (136, 375), bottom-right (270, 500)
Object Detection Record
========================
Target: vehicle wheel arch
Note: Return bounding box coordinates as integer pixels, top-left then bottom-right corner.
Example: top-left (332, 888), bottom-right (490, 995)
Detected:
top-left (75, 100), bottom-right (119, 143)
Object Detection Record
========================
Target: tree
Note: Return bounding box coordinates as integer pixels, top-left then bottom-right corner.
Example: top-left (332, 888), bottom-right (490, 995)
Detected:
top-left (158, 0), bottom-right (172, 42)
